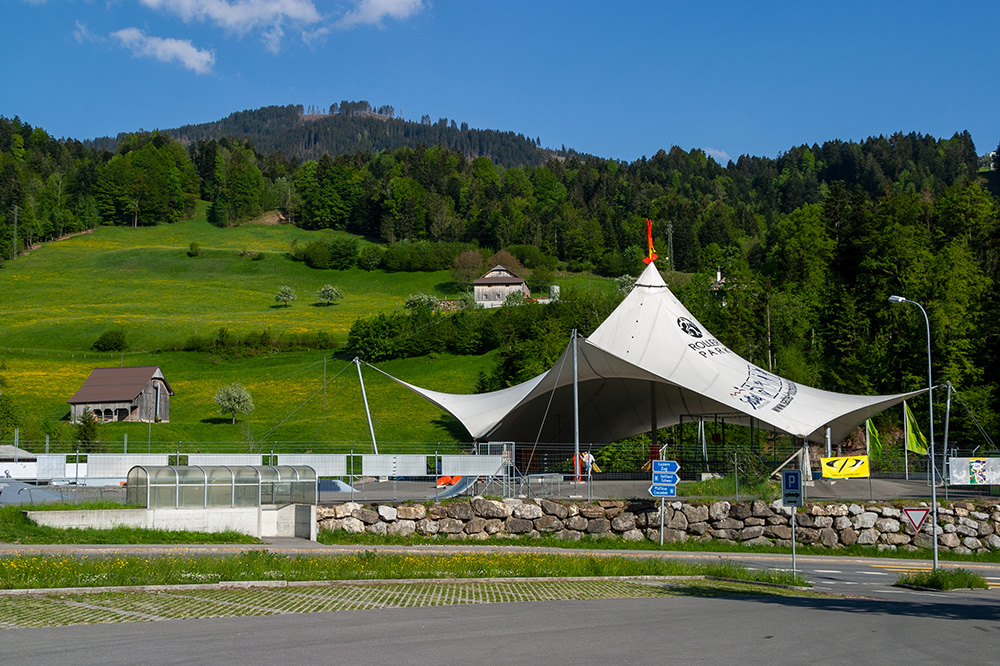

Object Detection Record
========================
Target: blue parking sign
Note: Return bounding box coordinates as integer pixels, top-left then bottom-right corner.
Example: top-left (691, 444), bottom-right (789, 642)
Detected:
top-left (781, 469), bottom-right (803, 507)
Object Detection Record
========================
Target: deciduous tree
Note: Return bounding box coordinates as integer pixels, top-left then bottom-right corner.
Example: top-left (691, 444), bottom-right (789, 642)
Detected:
top-left (214, 383), bottom-right (255, 424)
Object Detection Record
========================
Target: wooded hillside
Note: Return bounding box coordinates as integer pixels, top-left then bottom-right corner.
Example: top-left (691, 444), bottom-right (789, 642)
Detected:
top-left (1, 109), bottom-right (998, 450)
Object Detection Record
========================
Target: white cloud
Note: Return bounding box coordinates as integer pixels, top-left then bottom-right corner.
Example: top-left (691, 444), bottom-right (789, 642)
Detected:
top-left (338, 0), bottom-right (425, 29)
top-left (139, 0), bottom-right (324, 52)
top-left (704, 147), bottom-right (732, 164)
top-left (140, 0), bottom-right (322, 33)
top-left (112, 27), bottom-right (216, 74)
top-left (74, 21), bottom-right (98, 43)
top-left (301, 25), bottom-right (330, 47)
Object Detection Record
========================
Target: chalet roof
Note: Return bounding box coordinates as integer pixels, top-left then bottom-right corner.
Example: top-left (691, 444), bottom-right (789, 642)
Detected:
top-left (473, 265), bottom-right (526, 285)
top-left (68, 366), bottom-right (174, 405)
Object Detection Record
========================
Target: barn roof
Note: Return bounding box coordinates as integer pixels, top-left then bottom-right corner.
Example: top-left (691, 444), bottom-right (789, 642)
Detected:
top-left (68, 366), bottom-right (173, 405)
top-left (473, 265), bottom-right (525, 285)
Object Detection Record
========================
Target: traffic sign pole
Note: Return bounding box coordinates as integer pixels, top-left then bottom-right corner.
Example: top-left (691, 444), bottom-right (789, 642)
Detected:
top-left (781, 469), bottom-right (804, 578)
top-left (651, 460), bottom-right (680, 546)
top-left (791, 507), bottom-right (796, 576)
top-left (659, 496), bottom-right (664, 546)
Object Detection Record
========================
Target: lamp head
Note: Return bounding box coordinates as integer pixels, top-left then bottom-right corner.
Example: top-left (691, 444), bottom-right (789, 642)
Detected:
top-left (888, 295), bottom-right (906, 303)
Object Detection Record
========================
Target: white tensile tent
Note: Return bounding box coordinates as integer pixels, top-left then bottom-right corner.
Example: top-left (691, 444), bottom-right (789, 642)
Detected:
top-left (377, 261), bottom-right (923, 445)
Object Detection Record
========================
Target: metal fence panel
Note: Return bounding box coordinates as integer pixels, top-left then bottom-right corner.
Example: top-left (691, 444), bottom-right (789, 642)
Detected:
top-left (949, 457), bottom-right (1000, 485)
top-left (441, 455), bottom-right (504, 476)
top-left (362, 455), bottom-right (427, 477)
top-left (86, 454), bottom-right (170, 477)
top-left (277, 454), bottom-right (347, 476)
top-left (35, 454), bottom-right (66, 479)
top-left (187, 454), bottom-right (262, 467)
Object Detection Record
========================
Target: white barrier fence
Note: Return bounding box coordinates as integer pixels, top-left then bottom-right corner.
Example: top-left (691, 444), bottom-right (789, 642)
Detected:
top-left (8, 453), bottom-right (511, 485)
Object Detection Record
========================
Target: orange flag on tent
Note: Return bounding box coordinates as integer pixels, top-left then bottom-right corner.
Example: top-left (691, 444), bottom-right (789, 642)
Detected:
top-left (643, 218), bottom-right (658, 264)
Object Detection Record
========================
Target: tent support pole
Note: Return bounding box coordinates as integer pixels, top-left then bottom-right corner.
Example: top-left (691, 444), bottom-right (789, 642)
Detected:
top-left (355, 357), bottom-right (378, 455)
top-left (650, 381), bottom-right (658, 455)
top-left (942, 382), bottom-right (952, 500)
top-left (572, 330), bottom-right (580, 483)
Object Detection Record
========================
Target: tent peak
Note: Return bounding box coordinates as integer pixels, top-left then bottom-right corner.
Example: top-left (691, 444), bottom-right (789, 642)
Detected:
top-left (635, 260), bottom-right (667, 288)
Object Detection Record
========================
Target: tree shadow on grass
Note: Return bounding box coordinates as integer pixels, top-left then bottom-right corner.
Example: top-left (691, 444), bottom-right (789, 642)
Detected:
top-left (436, 281), bottom-right (466, 296)
top-left (431, 415), bottom-right (472, 442)
top-left (200, 417), bottom-right (233, 425)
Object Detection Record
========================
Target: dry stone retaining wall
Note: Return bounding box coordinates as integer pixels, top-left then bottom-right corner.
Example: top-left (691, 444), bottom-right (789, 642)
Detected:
top-left (318, 497), bottom-right (1000, 554)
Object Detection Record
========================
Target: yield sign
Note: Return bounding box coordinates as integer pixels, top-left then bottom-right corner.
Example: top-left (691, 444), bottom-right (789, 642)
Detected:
top-left (903, 507), bottom-right (931, 532)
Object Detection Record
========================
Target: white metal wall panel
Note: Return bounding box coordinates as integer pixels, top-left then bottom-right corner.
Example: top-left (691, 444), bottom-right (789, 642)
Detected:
top-left (86, 454), bottom-right (170, 477)
top-left (362, 455), bottom-right (427, 477)
top-left (441, 455), bottom-right (503, 476)
top-left (187, 454), bottom-right (262, 467)
top-left (949, 457), bottom-right (1000, 485)
top-left (35, 454), bottom-right (66, 478)
top-left (277, 454), bottom-right (347, 476)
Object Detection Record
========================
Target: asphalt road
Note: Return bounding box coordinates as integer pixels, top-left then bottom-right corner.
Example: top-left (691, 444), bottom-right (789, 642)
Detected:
top-left (3, 590), bottom-right (999, 666)
top-left (4, 541), bottom-right (1000, 665)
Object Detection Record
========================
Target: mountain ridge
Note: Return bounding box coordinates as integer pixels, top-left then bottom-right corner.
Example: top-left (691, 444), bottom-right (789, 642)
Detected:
top-left (86, 103), bottom-right (577, 168)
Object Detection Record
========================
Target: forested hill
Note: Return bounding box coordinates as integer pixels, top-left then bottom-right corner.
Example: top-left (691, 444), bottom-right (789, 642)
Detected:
top-left (3, 109), bottom-right (1000, 445)
top-left (88, 103), bottom-right (571, 168)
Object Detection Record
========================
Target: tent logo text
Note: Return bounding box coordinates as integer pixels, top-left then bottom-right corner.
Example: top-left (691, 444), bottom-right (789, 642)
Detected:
top-left (677, 317), bottom-right (703, 338)
top-left (688, 338), bottom-right (730, 357)
top-left (731, 366), bottom-right (786, 410)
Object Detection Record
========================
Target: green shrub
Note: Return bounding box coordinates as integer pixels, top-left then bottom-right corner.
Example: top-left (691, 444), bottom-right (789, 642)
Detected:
top-left (897, 568), bottom-right (988, 590)
top-left (75, 409), bottom-right (103, 452)
top-left (92, 328), bottom-right (127, 352)
top-left (357, 245), bottom-right (385, 271)
top-left (187, 241), bottom-right (202, 257)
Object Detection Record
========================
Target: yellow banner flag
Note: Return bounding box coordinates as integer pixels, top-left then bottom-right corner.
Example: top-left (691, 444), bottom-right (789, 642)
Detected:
top-left (904, 401), bottom-right (928, 455)
top-left (820, 455), bottom-right (870, 479)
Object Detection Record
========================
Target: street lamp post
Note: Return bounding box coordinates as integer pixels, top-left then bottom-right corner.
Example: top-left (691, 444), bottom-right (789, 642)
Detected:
top-left (889, 295), bottom-right (938, 569)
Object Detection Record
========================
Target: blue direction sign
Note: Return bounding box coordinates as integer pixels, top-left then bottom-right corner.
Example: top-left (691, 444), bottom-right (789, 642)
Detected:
top-left (652, 472), bottom-right (680, 485)
top-left (652, 460), bottom-right (680, 474)
top-left (648, 484), bottom-right (677, 498)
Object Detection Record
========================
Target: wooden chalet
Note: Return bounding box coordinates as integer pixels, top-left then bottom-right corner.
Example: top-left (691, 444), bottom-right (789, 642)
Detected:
top-left (473, 265), bottom-right (530, 308)
top-left (68, 366), bottom-right (173, 423)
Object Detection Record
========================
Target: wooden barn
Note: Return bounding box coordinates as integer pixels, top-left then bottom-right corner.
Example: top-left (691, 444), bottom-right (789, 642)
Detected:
top-left (68, 366), bottom-right (173, 423)
top-left (473, 265), bottom-right (530, 308)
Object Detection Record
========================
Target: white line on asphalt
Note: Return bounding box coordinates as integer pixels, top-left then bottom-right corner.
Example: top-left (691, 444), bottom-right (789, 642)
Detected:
top-left (813, 570), bottom-right (842, 574)
top-left (860, 571), bottom-right (889, 576)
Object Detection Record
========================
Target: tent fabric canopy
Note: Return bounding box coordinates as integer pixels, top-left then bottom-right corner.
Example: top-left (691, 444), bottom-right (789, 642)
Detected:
top-left (379, 261), bottom-right (924, 445)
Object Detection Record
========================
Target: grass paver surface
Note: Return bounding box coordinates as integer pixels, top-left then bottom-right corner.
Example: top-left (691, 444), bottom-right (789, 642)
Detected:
top-left (0, 579), bottom-right (684, 629)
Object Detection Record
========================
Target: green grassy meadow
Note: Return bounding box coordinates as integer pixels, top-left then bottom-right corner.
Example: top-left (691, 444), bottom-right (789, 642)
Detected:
top-left (2, 206), bottom-right (605, 450)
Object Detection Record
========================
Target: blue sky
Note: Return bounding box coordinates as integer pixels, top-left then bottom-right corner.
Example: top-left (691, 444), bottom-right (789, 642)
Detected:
top-left (3, 1), bottom-right (997, 163)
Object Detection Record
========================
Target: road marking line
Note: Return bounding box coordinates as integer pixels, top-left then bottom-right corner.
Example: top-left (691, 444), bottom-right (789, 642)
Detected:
top-left (813, 570), bottom-right (842, 574)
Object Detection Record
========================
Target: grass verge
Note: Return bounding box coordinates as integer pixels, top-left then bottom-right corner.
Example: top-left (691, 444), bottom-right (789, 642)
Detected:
top-left (896, 567), bottom-right (988, 590)
top-left (0, 504), bottom-right (259, 545)
top-left (0, 549), bottom-right (807, 591)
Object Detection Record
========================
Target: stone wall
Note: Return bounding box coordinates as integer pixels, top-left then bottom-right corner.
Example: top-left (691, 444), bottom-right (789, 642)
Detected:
top-left (318, 497), bottom-right (1000, 554)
